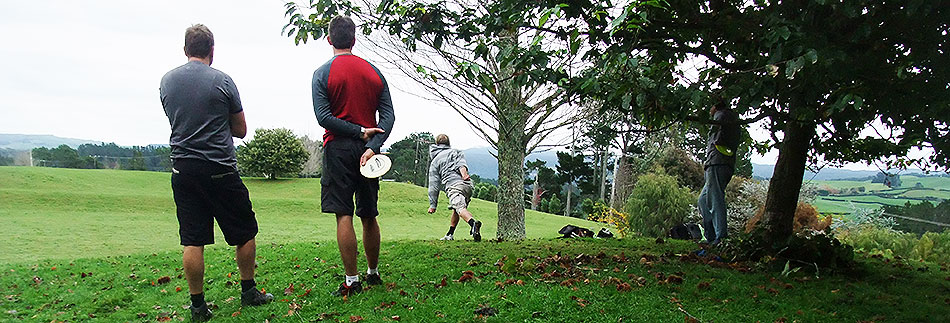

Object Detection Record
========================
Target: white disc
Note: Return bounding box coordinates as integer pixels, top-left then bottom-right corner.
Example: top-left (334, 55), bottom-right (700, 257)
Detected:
top-left (359, 154), bottom-right (392, 178)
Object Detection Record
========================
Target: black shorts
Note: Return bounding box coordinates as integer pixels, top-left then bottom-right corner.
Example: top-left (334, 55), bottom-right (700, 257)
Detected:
top-left (171, 159), bottom-right (258, 246)
top-left (321, 137), bottom-right (379, 218)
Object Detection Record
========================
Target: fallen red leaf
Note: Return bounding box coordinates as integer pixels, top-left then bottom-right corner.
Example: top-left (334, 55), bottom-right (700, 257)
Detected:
top-left (284, 283), bottom-right (295, 295)
top-left (350, 315), bottom-right (364, 322)
top-left (617, 282), bottom-right (632, 292)
top-left (232, 311), bottom-right (240, 317)
top-left (157, 276), bottom-right (171, 285)
top-left (391, 315), bottom-right (401, 321)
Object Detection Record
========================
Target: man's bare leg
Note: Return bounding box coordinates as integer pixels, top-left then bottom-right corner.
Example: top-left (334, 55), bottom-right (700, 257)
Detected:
top-left (183, 246), bottom-right (205, 294)
top-left (360, 217), bottom-right (380, 271)
top-left (450, 210), bottom-right (460, 227)
top-left (457, 209), bottom-right (474, 223)
top-left (235, 239), bottom-right (256, 280)
top-left (336, 214), bottom-right (359, 276)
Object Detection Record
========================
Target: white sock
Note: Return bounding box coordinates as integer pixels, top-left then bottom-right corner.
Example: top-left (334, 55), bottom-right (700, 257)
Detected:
top-left (345, 275), bottom-right (359, 286)
top-left (367, 268), bottom-right (378, 275)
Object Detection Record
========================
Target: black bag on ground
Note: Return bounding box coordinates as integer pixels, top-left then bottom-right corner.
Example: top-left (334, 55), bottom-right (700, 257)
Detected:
top-left (558, 225), bottom-right (594, 238)
top-left (669, 223), bottom-right (703, 240)
top-left (596, 228), bottom-right (614, 238)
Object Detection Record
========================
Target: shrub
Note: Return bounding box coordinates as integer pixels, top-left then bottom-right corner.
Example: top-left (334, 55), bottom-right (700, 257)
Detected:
top-left (548, 195), bottom-right (563, 215)
top-left (624, 172), bottom-right (696, 237)
top-left (837, 227), bottom-right (950, 264)
top-left (745, 202), bottom-right (832, 234)
top-left (236, 128), bottom-right (309, 179)
top-left (474, 182), bottom-right (497, 202)
top-left (587, 200), bottom-right (632, 237)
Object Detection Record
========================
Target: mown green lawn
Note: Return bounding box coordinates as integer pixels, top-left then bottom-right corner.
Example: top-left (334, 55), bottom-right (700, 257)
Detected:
top-left (2, 167), bottom-right (949, 322)
top-left (2, 239), bottom-right (949, 322)
top-left (0, 166), bottom-right (605, 263)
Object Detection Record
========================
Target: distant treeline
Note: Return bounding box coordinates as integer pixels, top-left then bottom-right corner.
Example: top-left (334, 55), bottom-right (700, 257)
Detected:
top-left (31, 143), bottom-right (170, 171)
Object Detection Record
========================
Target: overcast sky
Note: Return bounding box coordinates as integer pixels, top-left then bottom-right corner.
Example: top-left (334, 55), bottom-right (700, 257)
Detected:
top-left (0, 0), bottom-right (492, 149)
top-left (3, 1), bottom-right (916, 170)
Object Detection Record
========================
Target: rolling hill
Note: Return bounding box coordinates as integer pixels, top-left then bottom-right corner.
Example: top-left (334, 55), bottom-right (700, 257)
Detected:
top-left (0, 166), bottom-right (604, 263)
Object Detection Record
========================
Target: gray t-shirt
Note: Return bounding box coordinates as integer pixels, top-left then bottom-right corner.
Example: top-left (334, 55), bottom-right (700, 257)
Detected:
top-left (160, 61), bottom-right (243, 169)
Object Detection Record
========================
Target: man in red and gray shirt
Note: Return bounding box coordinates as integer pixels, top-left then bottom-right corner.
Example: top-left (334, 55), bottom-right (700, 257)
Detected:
top-left (312, 16), bottom-right (395, 297)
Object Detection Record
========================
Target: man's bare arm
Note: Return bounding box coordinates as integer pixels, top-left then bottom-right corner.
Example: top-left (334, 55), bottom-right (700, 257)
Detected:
top-left (230, 111), bottom-right (247, 139)
top-left (459, 166), bottom-right (470, 181)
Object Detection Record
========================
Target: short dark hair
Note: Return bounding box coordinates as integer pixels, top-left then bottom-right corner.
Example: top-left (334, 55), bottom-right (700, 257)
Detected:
top-left (328, 16), bottom-right (356, 49)
top-left (184, 24), bottom-right (214, 58)
top-left (713, 95), bottom-right (730, 110)
top-left (435, 134), bottom-right (450, 146)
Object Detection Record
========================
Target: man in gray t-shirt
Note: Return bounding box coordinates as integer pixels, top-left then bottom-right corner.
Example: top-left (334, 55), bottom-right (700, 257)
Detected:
top-left (160, 52), bottom-right (243, 168)
top-left (159, 24), bottom-right (271, 322)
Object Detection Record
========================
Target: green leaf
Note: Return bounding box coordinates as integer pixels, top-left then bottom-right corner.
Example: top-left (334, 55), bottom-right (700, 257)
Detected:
top-left (785, 57), bottom-right (803, 79)
top-left (804, 49), bottom-right (818, 64)
top-left (539, 10), bottom-right (551, 27)
top-left (609, 8), bottom-right (629, 33)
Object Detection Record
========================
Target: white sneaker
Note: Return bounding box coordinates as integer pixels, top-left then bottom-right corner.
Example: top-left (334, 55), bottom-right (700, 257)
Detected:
top-left (439, 234), bottom-right (454, 241)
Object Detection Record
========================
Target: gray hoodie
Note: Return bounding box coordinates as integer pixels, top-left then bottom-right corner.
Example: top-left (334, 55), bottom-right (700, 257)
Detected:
top-left (428, 144), bottom-right (471, 209)
top-left (704, 109), bottom-right (741, 168)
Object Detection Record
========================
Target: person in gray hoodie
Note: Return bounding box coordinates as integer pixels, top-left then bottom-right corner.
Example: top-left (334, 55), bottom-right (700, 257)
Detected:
top-left (698, 98), bottom-right (741, 247)
top-left (427, 134), bottom-right (483, 241)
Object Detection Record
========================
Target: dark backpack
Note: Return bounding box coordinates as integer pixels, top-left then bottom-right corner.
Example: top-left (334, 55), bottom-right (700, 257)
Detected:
top-left (669, 223), bottom-right (703, 240)
top-left (558, 225), bottom-right (594, 238)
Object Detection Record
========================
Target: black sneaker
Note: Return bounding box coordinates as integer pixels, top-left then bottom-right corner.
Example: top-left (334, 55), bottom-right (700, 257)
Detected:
top-left (241, 288), bottom-right (274, 306)
top-left (331, 281), bottom-right (363, 297)
top-left (190, 303), bottom-right (212, 322)
top-left (470, 220), bottom-right (482, 242)
top-left (365, 273), bottom-right (383, 286)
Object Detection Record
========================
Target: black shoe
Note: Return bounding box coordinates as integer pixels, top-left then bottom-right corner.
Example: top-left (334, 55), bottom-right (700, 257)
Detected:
top-left (331, 281), bottom-right (363, 297)
top-left (241, 288), bottom-right (274, 306)
top-left (365, 273), bottom-right (383, 286)
top-left (471, 220), bottom-right (482, 242)
top-left (190, 303), bottom-right (212, 322)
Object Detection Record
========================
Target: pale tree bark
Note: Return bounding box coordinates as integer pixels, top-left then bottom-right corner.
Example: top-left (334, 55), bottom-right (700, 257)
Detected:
top-left (531, 177), bottom-right (540, 211)
top-left (610, 150), bottom-right (635, 210)
top-left (564, 182), bottom-right (572, 217)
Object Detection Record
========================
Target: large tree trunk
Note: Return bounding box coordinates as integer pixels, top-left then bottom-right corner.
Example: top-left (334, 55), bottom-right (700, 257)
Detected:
top-left (610, 150), bottom-right (635, 210)
top-left (496, 127), bottom-right (527, 240)
top-left (761, 119), bottom-right (816, 243)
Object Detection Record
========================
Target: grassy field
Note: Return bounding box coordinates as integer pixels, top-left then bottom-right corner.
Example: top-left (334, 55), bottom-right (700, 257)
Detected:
top-left (2, 239), bottom-right (949, 322)
top-left (808, 175), bottom-right (950, 214)
top-left (2, 167), bottom-right (950, 322)
top-left (0, 167), bottom-right (604, 263)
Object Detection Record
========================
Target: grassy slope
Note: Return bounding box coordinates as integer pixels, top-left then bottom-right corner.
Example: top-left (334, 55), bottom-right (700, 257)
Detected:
top-left (0, 167), bottom-right (604, 263)
top-left (1, 167), bottom-right (949, 322)
top-left (3, 240), bottom-right (949, 322)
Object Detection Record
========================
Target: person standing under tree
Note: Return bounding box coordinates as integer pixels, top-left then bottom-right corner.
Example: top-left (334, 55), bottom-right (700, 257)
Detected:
top-left (427, 134), bottom-right (483, 242)
top-left (160, 24), bottom-right (273, 322)
top-left (312, 16), bottom-right (396, 297)
top-left (698, 97), bottom-right (741, 248)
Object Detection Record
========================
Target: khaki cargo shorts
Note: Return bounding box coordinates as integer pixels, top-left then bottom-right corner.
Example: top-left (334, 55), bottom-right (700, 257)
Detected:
top-left (446, 183), bottom-right (473, 211)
